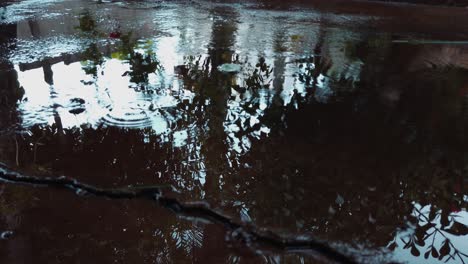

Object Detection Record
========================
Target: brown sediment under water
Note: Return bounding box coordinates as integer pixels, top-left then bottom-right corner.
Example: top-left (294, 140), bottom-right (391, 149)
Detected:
top-left (0, 0), bottom-right (467, 263)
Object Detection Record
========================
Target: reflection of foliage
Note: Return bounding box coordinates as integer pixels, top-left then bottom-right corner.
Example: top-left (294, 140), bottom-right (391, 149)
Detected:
top-left (0, 70), bottom-right (24, 106)
top-left (179, 55), bottom-right (273, 153)
top-left (76, 10), bottom-right (103, 80)
top-left (117, 34), bottom-right (162, 88)
top-left (77, 10), bottom-right (97, 33)
top-left (296, 55), bottom-right (331, 87)
top-left (126, 51), bottom-right (160, 85)
top-left (389, 206), bottom-right (468, 263)
top-left (135, 216), bottom-right (205, 263)
top-left (244, 57), bottom-right (272, 90)
top-left (76, 11), bottom-right (162, 87)
top-left (171, 225), bottom-right (203, 254)
top-left (81, 43), bottom-right (104, 77)
top-left (234, 45), bottom-right (468, 250)
top-left (180, 55), bottom-right (210, 91)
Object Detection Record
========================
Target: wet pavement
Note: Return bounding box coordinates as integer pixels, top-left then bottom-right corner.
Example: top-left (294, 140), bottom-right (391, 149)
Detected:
top-left (0, 0), bottom-right (468, 263)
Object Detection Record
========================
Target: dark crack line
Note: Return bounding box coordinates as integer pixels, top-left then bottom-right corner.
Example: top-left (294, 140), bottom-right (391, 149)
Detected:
top-left (0, 165), bottom-right (357, 264)
top-left (0, 166), bottom-right (162, 199)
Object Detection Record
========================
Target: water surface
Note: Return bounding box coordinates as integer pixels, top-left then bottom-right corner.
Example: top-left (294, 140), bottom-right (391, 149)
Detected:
top-left (0, 1), bottom-right (467, 263)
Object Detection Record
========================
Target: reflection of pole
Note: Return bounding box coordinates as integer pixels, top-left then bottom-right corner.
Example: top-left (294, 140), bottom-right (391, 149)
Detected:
top-left (27, 19), bottom-right (62, 134)
top-left (28, 20), bottom-right (41, 37)
top-left (43, 63), bottom-right (54, 85)
top-left (28, 20), bottom-right (54, 85)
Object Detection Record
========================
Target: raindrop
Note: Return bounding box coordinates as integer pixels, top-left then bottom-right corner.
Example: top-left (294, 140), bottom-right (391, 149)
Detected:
top-left (335, 194), bottom-right (345, 207)
top-left (1, 231), bottom-right (13, 240)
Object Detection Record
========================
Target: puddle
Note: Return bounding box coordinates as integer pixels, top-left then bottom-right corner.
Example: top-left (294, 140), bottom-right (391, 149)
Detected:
top-left (0, 0), bottom-right (467, 263)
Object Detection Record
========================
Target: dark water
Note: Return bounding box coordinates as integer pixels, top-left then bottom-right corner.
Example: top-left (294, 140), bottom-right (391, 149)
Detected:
top-left (0, 0), bottom-right (467, 263)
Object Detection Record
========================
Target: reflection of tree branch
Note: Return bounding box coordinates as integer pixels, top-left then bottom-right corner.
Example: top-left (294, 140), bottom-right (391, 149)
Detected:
top-left (0, 165), bottom-right (357, 264)
top-left (413, 206), bottom-right (468, 264)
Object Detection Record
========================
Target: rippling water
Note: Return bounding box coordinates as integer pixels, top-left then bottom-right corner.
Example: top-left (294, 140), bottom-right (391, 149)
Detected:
top-left (0, 1), bottom-right (468, 263)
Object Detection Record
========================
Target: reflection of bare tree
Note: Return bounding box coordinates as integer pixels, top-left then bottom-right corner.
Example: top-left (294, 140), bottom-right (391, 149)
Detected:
top-left (192, 6), bottom-right (240, 263)
top-left (26, 19), bottom-right (66, 138)
top-left (27, 20), bottom-right (54, 85)
top-left (201, 6), bottom-right (238, 200)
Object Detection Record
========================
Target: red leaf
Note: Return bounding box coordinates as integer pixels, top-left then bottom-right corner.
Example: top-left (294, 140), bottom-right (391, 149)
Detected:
top-left (109, 32), bottom-right (121, 39)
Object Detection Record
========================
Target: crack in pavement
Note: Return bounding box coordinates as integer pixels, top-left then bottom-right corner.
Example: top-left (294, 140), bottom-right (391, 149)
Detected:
top-left (0, 164), bottom-right (358, 264)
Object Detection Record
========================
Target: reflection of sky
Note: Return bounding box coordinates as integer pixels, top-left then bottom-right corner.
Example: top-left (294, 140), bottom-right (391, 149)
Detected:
top-left (16, 55), bottom-right (184, 133)
top-left (1, 0), bottom-right (61, 24)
